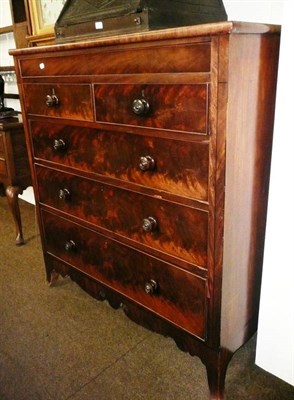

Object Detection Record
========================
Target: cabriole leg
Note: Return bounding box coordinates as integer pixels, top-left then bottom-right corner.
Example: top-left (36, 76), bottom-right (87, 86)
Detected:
top-left (6, 185), bottom-right (24, 246)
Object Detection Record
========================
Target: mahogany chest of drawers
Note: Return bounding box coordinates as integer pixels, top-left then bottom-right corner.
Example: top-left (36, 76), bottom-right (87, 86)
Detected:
top-left (11, 21), bottom-right (280, 399)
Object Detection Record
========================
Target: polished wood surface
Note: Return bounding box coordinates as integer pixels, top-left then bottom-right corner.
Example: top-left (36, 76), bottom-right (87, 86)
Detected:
top-left (0, 116), bottom-right (31, 245)
top-left (36, 164), bottom-right (208, 272)
top-left (94, 83), bottom-right (208, 134)
top-left (10, 21), bottom-right (280, 57)
top-left (220, 33), bottom-right (281, 351)
top-left (23, 84), bottom-right (93, 121)
top-left (43, 209), bottom-right (208, 340)
top-left (19, 41), bottom-right (211, 76)
top-left (30, 120), bottom-right (210, 201)
top-left (11, 22), bottom-right (280, 399)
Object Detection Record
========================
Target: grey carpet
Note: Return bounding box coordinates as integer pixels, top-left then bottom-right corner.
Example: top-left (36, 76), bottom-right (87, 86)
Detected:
top-left (0, 197), bottom-right (293, 400)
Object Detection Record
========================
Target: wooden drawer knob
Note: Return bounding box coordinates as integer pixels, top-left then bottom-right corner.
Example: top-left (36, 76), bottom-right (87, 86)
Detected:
top-left (59, 188), bottom-right (70, 201)
top-left (46, 89), bottom-right (59, 107)
top-left (65, 240), bottom-right (76, 252)
top-left (53, 139), bottom-right (66, 152)
top-left (139, 155), bottom-right (155, 171)
top-left (142, 216), bottom-right (157, 232)
top-left (132, 98), bottom-right (149, 116)
top-left (145, 279), bottom-right (158, 295)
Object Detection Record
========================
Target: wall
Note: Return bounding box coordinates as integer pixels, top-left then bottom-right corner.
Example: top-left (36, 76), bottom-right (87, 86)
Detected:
top-left (0, 0), bottom-right (20, 111)
top-left (253, 0), bottom-right (294, 387)
top-left (0, 0), bottom-right (12, 25)
top-left (224, 0), bottom-right (283, 23)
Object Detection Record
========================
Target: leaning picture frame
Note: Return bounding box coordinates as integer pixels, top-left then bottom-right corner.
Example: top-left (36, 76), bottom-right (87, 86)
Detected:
top-left (26, 0), bottom-right (66, 45)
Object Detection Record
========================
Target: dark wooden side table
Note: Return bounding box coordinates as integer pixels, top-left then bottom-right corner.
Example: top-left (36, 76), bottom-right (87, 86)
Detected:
top-left (0, 115), bottom-right (31, 245)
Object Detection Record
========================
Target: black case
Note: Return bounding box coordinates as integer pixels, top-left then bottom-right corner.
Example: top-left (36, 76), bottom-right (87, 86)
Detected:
top-left (55, 0), bottom-right (227, 43)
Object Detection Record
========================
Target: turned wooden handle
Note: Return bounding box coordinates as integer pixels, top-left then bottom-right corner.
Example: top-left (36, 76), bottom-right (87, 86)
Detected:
top-left (145, 280), bottom-right (158, 295)
top-left (142, 216), bottom-right (157, 232)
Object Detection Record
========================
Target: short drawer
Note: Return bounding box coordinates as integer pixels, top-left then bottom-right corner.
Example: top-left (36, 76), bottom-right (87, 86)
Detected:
top-left (19, 42), bottom-right (211, 77)
top-left (94, 84), bottom-right (208, 134)
top-left (23, 84), bottom-right (93, 121)
top-left (30, 121), bottom-right (209, 202)
top-left (42, 210), bottom-right (208, 340)
top-left (36, 165), bottom-right (208, 270)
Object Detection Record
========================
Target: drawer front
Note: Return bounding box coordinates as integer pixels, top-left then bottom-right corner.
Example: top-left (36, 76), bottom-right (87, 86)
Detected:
top-left (23, 84), bottom-right (93, 121)
top-left (42, 210), bottom-right (207, 340)
top-left (94, 84), bottom-right (208, 134)
top-left (30, 121), bottom-right (209, 201)
top-left (36, 166), bottom-right (208, 270)
top-left (20, 42), bottom-right (211, 77)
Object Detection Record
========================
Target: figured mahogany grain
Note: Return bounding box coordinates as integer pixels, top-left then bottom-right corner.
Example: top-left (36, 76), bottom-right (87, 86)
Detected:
top-left (23, 84), bottom-right (93, 121)
top-left (19, 41), bottom-right (211, 77)
top-left (30, 120), bottom-right (210, 201)
top-left (36, 165), bottom-right (208, 271)
top-left (42, 210), bottom-right (208, 340)
top-left (94, 83), bottom-right (208, 134)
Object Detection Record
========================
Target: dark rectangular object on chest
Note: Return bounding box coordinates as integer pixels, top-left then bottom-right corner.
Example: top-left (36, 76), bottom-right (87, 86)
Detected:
top-left (55, 0), bottom-right (227, 43)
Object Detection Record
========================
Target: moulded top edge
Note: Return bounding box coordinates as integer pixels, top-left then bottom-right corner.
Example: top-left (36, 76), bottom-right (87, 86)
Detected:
top-left (9, 21), bottom-right (280, 57)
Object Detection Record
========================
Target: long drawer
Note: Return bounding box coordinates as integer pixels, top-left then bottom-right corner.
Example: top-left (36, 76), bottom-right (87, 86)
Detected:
top-left (36, 165), bottom-right (208, 270)
top-left (30, 121), bottom-right (210, 202)
top-left (19, 42), bottom-right (211, 77)
top-left (42, 210), bottom-right (208, 340)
